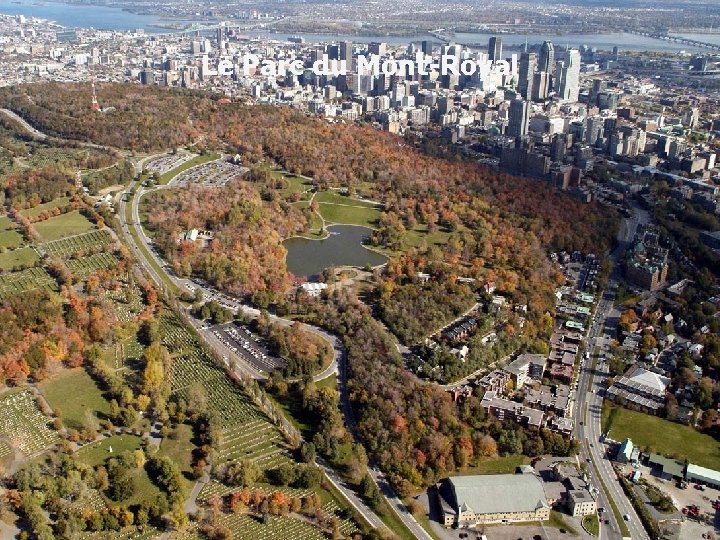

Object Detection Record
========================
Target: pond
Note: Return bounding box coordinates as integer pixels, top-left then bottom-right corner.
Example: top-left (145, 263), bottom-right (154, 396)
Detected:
top-left (284, 225), bottom-right (387, 278)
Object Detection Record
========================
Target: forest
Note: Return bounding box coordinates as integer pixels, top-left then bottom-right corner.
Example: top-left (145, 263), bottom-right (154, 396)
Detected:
top-left (144, 183), bottom-right (309, 299)
top-left (0, 81), bottom-right (617, 508)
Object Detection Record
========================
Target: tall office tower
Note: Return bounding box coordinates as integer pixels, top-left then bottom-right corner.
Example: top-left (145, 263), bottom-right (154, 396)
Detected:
top-left (589, 78), bottom-right (605, 105)
top-left (550, 133), bottom-right (567, 162)
top-left (216, 27), bottom-right (225, 49)
top-left (488, 36), bottom-right (502, 62)
top-left (327, 44), bottom-right (340, 60)
top-left (340, 41), bottom-right (352, 63)
top-left (368, 42), bottom-right (386, 56)
top-left (517, 52), bottom-right (536, 100)
top-left (508, 99), bottom-right (530, 138)
top-left (538, 40), bottom-right (555, 75)
top-left (532, 71), bottom-right (550, 101)
top-left (421, 40), bottom-right (433, 57)
top-left (557, 49), bottom-right (581, 103)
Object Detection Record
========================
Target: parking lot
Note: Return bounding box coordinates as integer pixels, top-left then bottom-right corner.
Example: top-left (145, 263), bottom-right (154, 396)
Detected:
top-left (145, 153), bottom-right (194, 174)
top-left (617, 462), bottom-right (720, 539)
top-left (210, 322), bottom-right (286, 375)
top-left (173, 160), bottom-right (247, 187)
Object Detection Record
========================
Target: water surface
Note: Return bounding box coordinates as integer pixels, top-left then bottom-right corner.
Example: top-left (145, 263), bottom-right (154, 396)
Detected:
top-left (284, 224), bottom-right (387, 278)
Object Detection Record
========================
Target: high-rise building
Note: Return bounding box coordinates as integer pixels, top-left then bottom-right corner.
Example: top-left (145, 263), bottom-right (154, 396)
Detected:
top-left (538, 41), bottom-right (555, 75)
top-left (517, 52), bottom-right (537, 100)
top-left (550, 133), bottom-right (567, 162)
top-left (368, 42), bottom-right (386, 56)
top-left (421, 40), bottom-right (433, 57)
top-left (557, 50), bottom-right (581, 103)
top-left (327, 44), bottom-right (340, 60)
top-left (340, 41), bottom-right (352, 63)
top-left (488, 36), bottom-right (502, 62)
top-left (532, 71), bottom-right (550, 101)
top-left (589, 78), bottom-right (605, 105)
top-left (508, 99), bottom-right (530, 138)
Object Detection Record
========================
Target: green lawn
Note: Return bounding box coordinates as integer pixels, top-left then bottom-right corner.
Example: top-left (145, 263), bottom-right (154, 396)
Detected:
top-left (0, 246), bottom-right (39, 270)
top-left (316, 374), bottom-right (337, 390)
top-left (0, 229), bottom-right (24, 249)
top-left (159, 423), bottom-right (195, 492)
top-left (602, 403), bottom-right (720, 469)
top-left (75, 434), bottom-right (144, 468)
top-left (402, 225), bottom-right (453, 250)
top-left (19, 197), bottom-right (70, 219)
top-left (461, 455), bottom-right (530, 475)
top-left (158, 152), bottom-right (220, 185)
top-left (314, 190), bottom-right (379, 208)
top-left (39, 368), bottom-right (110, 430)
top-left (76, 435), bottom-right (162, 505)
top-left (317, 201), bottom-right (382, 228)
top-left (34, 210), bottom-right (95, 242)
top-left (583, 513), bottom-right (600, 536)
top-left (275, 171), bottom-right (313, 200)
top-left (0, 216), bottom-right (14, 231)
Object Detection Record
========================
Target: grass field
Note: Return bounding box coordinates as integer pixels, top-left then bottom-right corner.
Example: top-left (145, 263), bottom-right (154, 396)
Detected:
top-left (75, 434), bottom-right (144, 468)
top-left (76, 434), bottom-right (163, 505)
top-left (274, 171), bottom-right (313, 200)
top-left (39, 368), bottom-right (110, 430)
top-left (159, 423), bottom-right (195, 491)
top-left (19, 197), bottom-right (70, 219)
top-left (0, 246), bottom-right (39, 270)
top-left (158, 152), bottom-right (220, 185)
top-left (0, 229), bottom-right (24, 249)
top-left (0, 215), bottom-right (14, 230)
top-left (34, 210), bottom-right (95, 242)
top-left (402, 225), bottom-right (453, 250)
top-left (583, 513), bottom-right (599, 536)
top-left (602, 403), bottom-right (720, 469)
top-left (461, 455), bottom-right (530, 475)
top-left (318, 203), bottom-right (381, 228)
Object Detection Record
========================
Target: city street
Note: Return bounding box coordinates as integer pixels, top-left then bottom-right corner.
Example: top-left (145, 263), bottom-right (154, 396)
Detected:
top-left (572, 202), bottom-right (650, 540)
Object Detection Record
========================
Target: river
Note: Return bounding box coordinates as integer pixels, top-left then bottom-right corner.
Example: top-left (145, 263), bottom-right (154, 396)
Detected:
top-left (0, 0), bottom-right (713, 53)
top-left (0, 0), bottom-right (164, 30)
top-left (245, 30), bottom-right (710, 53)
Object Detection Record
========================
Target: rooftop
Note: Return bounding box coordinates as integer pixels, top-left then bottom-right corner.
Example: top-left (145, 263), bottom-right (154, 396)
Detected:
top-left (449, 473), bottom-right (549, 515)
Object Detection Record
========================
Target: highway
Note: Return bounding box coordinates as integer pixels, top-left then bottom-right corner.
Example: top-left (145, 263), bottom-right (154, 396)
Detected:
top-left (573, 202), bottom-right (650, 540)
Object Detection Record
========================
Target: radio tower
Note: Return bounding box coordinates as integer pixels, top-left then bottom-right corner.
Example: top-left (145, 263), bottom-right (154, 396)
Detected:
top-left (91, 80), bottom-right (100, 112)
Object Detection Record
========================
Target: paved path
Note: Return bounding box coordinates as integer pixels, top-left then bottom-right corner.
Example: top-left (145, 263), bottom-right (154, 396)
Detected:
top-left (0, 108), bottom-right (47, 139)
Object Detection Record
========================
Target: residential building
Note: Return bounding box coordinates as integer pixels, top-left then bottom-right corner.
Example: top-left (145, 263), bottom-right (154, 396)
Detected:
top-left (607, 367), bottom-right (669, 414)
top-left (568, 490), bottom-right (597, 517)
top-left (480, 391), bottom-right (544, 428)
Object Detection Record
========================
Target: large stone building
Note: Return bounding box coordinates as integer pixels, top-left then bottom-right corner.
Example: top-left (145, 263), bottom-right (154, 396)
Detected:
top-left (439, 473), bottom-right (551, 527)
top-left (625, 225), bottom-right (669, 291)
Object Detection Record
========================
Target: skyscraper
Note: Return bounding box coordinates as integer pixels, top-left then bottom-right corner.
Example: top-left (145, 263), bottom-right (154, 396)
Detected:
top-left (538, 41), bottom-right (555, 74)
top-left (532, 71), bottom-right (550, 101)
top-left (340, 41), bottom-right (352, 63)
top-left (508, 99), bottom-right (530, 138)
top-left (557, 49), bottom-right (581, 103)
top-left (488, 36), bottom-right (502, 62)
top-left (518, 52), bottom-right (536, 100)
top-left (421, 40), bottom-right (433, 57)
